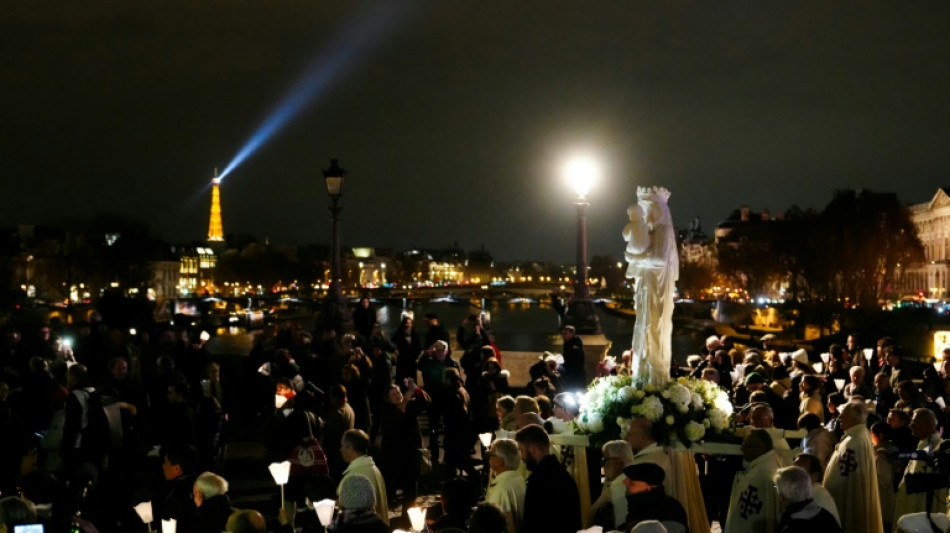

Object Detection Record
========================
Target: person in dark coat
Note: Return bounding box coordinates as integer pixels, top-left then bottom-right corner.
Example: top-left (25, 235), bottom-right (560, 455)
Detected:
top-left (423, 312), bottom-right (451, 350)
top-left (391, 317), bottom-right (422, 382)
top-left (430, 477), bottom-right (476, 532)
top-left (775, 466), bottom-right (841, 533)
top-left (352, 297), bottom-right (377, 340)
top-left (620, 462), bottom-right (688, 532)
top-left (515, 424), bottom-right (581, 533)
top-left (380, 382), bottom-right (429, 512)
top-left (560, 325), bottom-right (586, 391)
top-left (157, 444), bottom-right (199, 532)
top-left (190, 471), bottom-right (234, 533)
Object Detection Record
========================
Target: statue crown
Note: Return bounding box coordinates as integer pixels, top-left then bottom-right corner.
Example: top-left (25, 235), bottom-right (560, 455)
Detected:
top-left (636, 186), bottom-right (671, 203)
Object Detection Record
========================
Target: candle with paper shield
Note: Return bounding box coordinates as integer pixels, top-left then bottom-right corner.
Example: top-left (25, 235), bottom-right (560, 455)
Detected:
top-left (834, 379), bottom-right (845, 391)
top-left (478, 432), bottom-right (492, 448)
top-left (820, 352), bottom-right (830, 364)
top-left (314, 499), bottom-right (335, 526)
top-left (134, 501), bottom-right (154, 533)
top-left (407, 506), bottom-right (427, 532)
top-left (863, 348), bottom-right (874, 361)
top-left (161, 518), bottom-right (176, 533)
top-left (268, 461), bottom-right (292, 510)
top-left (275, 394), bottom-right (288, 408)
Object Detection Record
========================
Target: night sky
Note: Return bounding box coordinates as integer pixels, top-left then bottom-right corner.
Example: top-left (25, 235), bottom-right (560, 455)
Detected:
top-left (3, 2), bottom-right (949, 262)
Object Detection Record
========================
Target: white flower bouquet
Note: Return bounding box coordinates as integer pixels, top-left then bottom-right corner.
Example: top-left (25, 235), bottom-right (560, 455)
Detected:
top-left (576, 374), bottom-right (735, 447)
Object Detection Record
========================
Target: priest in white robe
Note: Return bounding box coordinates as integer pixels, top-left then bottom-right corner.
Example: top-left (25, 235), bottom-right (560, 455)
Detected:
top-left (823, 400), bottom-right (884, 533)
top-left (725, 429), bottom-right (783, 533)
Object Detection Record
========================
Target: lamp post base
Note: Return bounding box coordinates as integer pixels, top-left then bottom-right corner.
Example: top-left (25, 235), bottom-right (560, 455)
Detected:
top-left (322, 282), bottom-right (352, 333)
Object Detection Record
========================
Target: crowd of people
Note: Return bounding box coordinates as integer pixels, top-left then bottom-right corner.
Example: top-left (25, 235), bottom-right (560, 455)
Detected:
top-left (2, 301), bottom-right (950, 533)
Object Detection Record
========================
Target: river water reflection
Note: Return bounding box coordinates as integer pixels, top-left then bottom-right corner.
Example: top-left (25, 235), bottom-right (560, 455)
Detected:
top-left (373, 300), bottom-right (712, 365)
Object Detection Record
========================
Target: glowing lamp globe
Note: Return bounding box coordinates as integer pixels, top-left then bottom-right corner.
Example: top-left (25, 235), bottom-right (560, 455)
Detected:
top-left (268, 461), bottom-right (291, 485)
top-left (323, 159), bottom-right (346, 198)
top-left (407, 506), bottom-right (427, 532)
top-left (314, 499), bottom-right (335, 526)
top-left (563, 155), bottom-right (600, 199)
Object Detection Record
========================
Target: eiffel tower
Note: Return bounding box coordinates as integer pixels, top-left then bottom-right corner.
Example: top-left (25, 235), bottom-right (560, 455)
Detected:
top-left (207, 168), bottom-right (225, 244)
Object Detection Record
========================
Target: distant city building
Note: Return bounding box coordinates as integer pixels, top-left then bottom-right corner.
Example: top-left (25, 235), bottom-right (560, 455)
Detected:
top-left (149, 254), bottom-right (180, 301)
top-left (465, 247), bottom-right (494, 284)
top-left (714, 206), bottom-right (780, 245)
top-left (903, 188), bottom-right (950, 299)
top-left (178, 246), bottom-right (217, 296)
top-left (678, 216), bottom-right (715, 266)
top-left (346, 247), bottom-right (393, 287)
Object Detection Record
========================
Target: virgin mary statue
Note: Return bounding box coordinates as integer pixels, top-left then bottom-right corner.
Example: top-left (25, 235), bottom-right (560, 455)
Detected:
top-left (623, 186), bottom-right (678, 387)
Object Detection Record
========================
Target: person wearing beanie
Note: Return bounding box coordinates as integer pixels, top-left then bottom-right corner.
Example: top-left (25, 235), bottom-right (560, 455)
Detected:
top-left (332, 474), bottom-right (387, 533)
top-left (620, 462), bottom-right (687, 532)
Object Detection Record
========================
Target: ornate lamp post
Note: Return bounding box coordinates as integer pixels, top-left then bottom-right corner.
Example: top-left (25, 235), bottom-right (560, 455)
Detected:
top-left (323, 159), bottom-right (349, 328)
top-left (562, 156), bottom-right (601, 334)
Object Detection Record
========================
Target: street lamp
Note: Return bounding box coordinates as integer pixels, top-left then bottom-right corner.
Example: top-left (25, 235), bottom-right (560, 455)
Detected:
top-left (323, 158), bottom-right (350, 329)
top-left (562, 155), bottom-right (601, 334)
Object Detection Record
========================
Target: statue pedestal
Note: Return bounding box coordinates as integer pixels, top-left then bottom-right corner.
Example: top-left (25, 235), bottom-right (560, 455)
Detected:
top-left (551, 333), bottom-right (611, 390)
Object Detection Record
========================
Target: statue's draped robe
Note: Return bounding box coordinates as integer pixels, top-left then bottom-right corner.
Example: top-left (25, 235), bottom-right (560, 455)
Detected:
top-left (625, 200), bottom-right (679, 387)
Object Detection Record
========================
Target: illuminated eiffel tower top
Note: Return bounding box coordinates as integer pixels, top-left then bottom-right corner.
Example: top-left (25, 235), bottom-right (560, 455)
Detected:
top-left (207, 168), bottom-right (224, 242)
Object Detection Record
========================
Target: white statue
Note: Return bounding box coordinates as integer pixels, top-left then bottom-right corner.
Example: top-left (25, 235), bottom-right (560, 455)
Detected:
top-left (622, 203), bottom-right (649, 278)
top-left (623, 187), bottom-right (679, 387)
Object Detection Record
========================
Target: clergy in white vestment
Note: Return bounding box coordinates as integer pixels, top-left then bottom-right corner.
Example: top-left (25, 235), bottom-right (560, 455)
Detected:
top-left (892, 408), bottom-right (948, 532)
top-left (588, 440), bottom-right (635, 529)
top-left (724, 429), bottom-right (783, 533)
top-left (823, 400), bottom-right (884, 533)
top-left (485, 438), bottom-right (526, 533)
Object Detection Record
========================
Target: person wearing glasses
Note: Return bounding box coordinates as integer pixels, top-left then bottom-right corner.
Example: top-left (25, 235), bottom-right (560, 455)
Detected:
top-left (588, 440), bottom-right (635, 530)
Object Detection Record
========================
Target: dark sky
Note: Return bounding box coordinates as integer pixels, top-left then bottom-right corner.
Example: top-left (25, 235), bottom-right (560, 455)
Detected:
top-left (2, 2), bottom-right (949, 262)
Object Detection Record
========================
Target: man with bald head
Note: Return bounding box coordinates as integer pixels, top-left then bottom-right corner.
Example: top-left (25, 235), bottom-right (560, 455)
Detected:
top-left (724, 429), bottom-right (782, 533)
top-left (892, 407), bottom-right (948, 525)
top-left (625, 418), bottom-right (674, 496)
top-left (823, 400), bottom-right (884, 533)
top-left (225, 509), bottom-right (266, 533)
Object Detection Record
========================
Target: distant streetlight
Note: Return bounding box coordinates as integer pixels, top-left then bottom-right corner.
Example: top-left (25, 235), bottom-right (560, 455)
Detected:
top-left (323, 159), bottom-right (349, 329)
top-left (562, 155), bottom-right (601, 334)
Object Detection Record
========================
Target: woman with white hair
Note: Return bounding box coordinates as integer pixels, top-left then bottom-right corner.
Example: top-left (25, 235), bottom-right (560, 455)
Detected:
top-left (485, 438), bottom-right (525, 533)
top-left (774, 466), bottom-right (841, 532)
